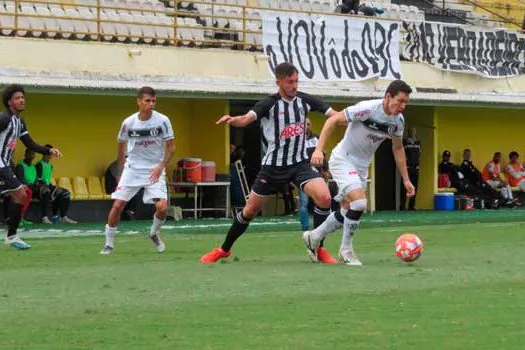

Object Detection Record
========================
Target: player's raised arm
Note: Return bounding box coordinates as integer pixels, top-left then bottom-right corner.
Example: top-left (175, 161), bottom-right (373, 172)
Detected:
top-left (311, 111), bottom-right (346, 167)
top-left (216, 112), bottom-right (256, 127)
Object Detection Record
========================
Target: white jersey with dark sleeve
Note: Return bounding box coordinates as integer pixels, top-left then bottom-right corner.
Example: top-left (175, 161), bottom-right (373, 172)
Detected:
top-left (117, 111), bottom-right (174, 185)
top-left (331, 99), bottom-right (405, 167)
top-left (249, 92), bottom-right (333, 167)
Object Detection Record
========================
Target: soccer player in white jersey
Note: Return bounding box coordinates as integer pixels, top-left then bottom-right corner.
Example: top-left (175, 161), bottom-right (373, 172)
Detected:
top-left (100, 87), bottom-right (175, 255)
top-left (303, 80), bottom-right (416, 266)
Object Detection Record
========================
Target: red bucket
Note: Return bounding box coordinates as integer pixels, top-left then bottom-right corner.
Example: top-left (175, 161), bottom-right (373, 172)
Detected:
top-left (183, 158), bottom-right (202, 182)
top-left (201, 161), bottom-right (216, 182)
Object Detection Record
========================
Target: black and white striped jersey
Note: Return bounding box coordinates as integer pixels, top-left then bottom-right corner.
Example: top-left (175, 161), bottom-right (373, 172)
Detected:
top-left (249, 92), bottom-right (332, 167)
top-left (0, 110), bottom-right (28, 168)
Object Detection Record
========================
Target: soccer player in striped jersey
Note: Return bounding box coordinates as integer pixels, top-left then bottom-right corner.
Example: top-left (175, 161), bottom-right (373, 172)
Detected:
top-left (303, 80), bottom-right (416, 266)
top-left (200, 62), bottom-right (338, 264)
top-left (0, 85), bottom-right (62, 250)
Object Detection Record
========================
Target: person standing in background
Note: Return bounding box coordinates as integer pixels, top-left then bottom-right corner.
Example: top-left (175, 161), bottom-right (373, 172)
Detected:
top-left (400, 127), bottom-right (420, 211)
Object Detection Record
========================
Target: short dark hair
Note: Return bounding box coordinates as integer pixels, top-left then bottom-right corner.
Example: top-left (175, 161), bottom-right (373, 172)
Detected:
top-left (494, 152), bottom-right (501, 157)
top-left (44, 144), bottom-right (53, 148)
top-left (3, 84), bottom-right (25, 109)
top-left (24, 148), bottom-right (34, 156)
top-left (509, 151), bottom-right (519, 158)
top-left (385, 80), bottom-right (412, 98)
top-left (137, 86), bottom-right (156, 99)
top-left (464, 148), bottom-right (471, 153)
top-left (274, 62), bottom-right (299, 79)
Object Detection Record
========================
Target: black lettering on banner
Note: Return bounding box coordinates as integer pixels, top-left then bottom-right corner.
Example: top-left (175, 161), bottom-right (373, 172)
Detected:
top-left (294, 20), bottom-right (314, 79)
top-left (402, 20), bottom-right (525, 77)
top-left (386, 22), bottom-right (401, 79)
top-left (311, 19), bottom-right (329, 79)
top-left (341, 20), bottom-right (355, 80)
top-left (262, 14), bottom-right (401, 81)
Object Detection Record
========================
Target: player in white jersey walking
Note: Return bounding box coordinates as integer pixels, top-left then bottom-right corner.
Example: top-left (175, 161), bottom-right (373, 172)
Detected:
top-left (100, 86), bottom-right (175, 255)
top-left (303, 80), bottom-right (416, 266)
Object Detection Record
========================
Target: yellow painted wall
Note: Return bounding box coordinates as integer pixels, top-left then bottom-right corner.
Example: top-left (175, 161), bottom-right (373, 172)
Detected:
top-left (14, 93), bottom-right (229, 179)
top-left (403, 106), bottom-right (436, 209)
top-left (436, 106), bottom-right (525, 177)
top-left (190, 99), bottom-right (230, 173)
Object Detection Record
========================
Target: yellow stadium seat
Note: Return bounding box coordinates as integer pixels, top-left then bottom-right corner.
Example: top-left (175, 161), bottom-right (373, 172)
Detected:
top-left (87, 176), bottom-right (104, 200)
top-left (100, 176), bottom-right (111, 200)
top-left (72, 176), bottom-right (89, 200)
top-left (58, 177), bottom-right (74, 198)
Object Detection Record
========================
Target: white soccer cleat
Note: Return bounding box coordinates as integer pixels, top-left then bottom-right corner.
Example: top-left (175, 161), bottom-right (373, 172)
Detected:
top-left (150, 233), bottom-right (165, 253)
top-left (62, 216), bottom-right (78, 224)
top-left (41, 216), bottom-right (53, 224)
top-left (302, 230), bottom-right (320, 263)
top-left (100, 245), bottom-right (114, 255)
top-left (339, 250), bottom-right (363, 266)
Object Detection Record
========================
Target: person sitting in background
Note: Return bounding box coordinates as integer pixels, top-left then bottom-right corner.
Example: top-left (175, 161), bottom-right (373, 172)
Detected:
top-left (438, 150), bottom-right (500, 208)
top-left (483, 152), bottom-right (519, 206)
top-left (340, 0), bottom-right (359, 14)
top-left (358, 3), bottom-right (384, 16)
top-left (32, 146), bottom-right (77, 224)
top-left (505, 151), bottom-right (525, 192)
top-left (460, 148), bottom-right (515, 207)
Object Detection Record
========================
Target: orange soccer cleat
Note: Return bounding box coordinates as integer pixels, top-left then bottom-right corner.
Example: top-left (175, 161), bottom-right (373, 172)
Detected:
top-left (200, 247), bottom-right (231, 264)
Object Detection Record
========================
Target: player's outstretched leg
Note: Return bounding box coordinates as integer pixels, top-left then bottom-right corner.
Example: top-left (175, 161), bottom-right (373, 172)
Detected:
top-left (338, 198), bottom-right (366, 266)
top-left (100, 199), bottom-right (127, 255)
top-left (149, 199), bottom-right (168, 253)
top-left (302, 179), bottom-right (336, 264)
top-left (5, 188), bottom-right (31, 250)
top-left (303, 208), bottom-right (345, 262)
top-left (200, 193), bottom-right (264, 263)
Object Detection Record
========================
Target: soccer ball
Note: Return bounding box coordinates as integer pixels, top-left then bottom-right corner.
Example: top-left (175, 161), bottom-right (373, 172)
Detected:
top-left (395, 233), bottom-right (423, 262)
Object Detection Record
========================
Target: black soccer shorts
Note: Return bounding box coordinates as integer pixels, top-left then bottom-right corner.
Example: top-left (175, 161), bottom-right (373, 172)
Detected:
top-left (0, 166), bottom-right (23, 195)
top-left (251, 162), bottom-right (323, 196)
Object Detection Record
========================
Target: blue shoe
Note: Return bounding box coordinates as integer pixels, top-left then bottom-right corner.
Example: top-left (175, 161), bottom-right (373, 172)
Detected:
top-left (5, 236), bottom-right (31, 250)
top-left (51, 215), bottom-right (61, 224)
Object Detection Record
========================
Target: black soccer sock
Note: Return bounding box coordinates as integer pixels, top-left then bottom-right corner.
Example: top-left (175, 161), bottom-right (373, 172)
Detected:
top-left (7, 203), bottom-right (23, 238)
top-left (313, 206), bottom-right (331, 247)
top-left (221, 211), bottom-right (252, 251)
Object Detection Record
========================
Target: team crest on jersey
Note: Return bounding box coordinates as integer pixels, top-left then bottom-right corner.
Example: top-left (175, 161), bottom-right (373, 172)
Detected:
top-left (150, 128), bottom-right (159, 137)
top-left (388, 124), bottom-right (398, 136)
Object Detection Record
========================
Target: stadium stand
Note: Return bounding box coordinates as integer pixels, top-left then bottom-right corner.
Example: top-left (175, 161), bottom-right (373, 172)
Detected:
top-left (0, 0), bottom-right (519, 50)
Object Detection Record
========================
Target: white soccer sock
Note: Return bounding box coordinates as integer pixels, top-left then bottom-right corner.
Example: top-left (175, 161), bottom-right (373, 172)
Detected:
top-left (105, 224), bottom-right (117, 248)
top-left (340, 218), bottom-right (360, 252)
top-left (150, 215), bottom-right (166, 237)
top-left (310, 211), bottom-right (343, 241)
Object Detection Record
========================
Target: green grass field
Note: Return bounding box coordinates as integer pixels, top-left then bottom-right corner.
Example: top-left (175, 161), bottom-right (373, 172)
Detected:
top-left (2, 219), bottom-right (525, 349)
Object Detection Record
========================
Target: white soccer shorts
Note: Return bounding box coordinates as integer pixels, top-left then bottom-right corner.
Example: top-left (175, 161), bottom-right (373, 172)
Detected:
top-left (329, 153), bottom-right (368, 201)
top-left (111, 178), bottom-right (168, 204)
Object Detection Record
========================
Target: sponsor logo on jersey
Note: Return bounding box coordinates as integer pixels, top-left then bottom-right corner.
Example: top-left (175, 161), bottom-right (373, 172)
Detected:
top-left (280, 122), bottom-right (305, 139)
top-left (136, 140), bottom-right (157, 148)
top-left (354, 109), bottom-right (371, 118)
top-left (367, 134), bottom-right (384, 143)
top-left (7, 140), bottom-right (16, 150)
